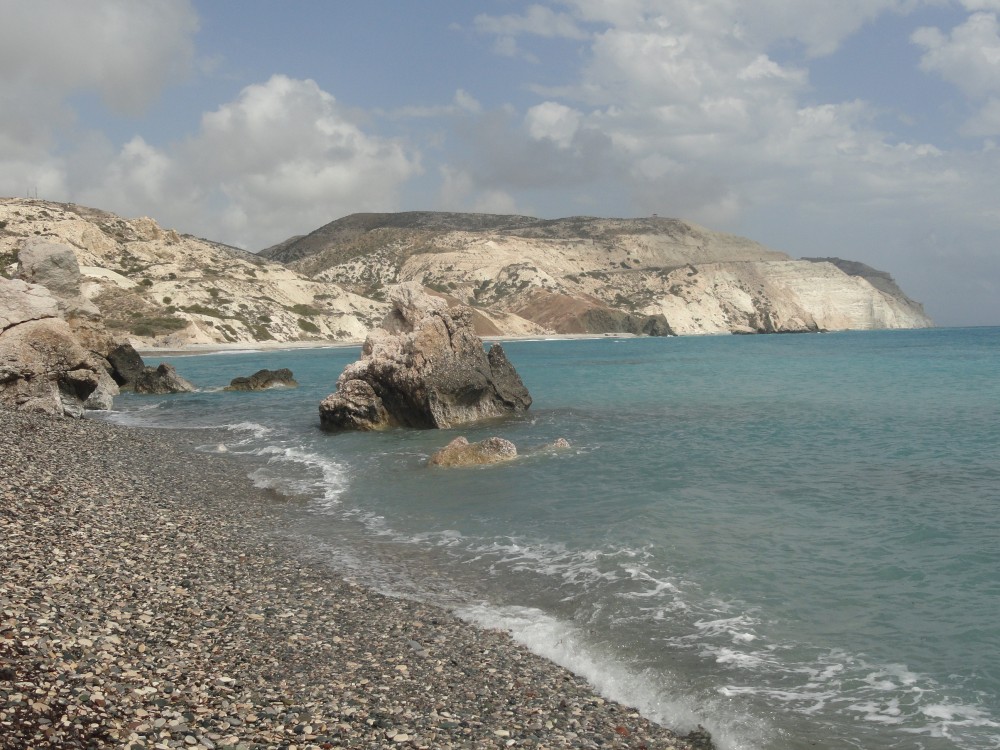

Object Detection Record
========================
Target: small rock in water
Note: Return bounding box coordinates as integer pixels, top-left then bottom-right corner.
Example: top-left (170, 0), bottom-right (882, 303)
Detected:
top-left (428, 436), bottom-right (518, 467)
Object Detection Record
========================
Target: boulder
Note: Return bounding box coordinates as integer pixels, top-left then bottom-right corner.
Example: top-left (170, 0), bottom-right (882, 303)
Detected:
top-left (225, 368), bottom-right (298, 391)
top-left (319, 283), bottom-right (531, 430)
top-left (16, 238), bottom-right (101, 319)
top-left (428, 436), bottom-right (518, 467)
top-left (0, 278), bottom-right (60, 331)
top-left (106, 342), bottom-right (195, 394)
top-left (318, 379), bottom-right (390, 431)
top-left (0, 317), bottom-right (101, 417)
top-left (133, 363), bottom-right (195, 395)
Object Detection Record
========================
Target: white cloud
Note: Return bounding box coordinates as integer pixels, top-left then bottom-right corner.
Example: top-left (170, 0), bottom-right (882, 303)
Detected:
top-left (0, 0), bottom-right (198, 115)
top-left (390, 89), bottom-right (482, 119)
top-left (559, 0), bottom-right (936, 57)
top-left (525, 102), bottom-right (583, 147)
top-left (78, 76), bottom-right (422, 248)
top-left (913, 11), bottom-right (1000, 98)
top-left (962, 96), bottom-right (1000, 134)
top-left (474, 5), bottom-right (588, 39)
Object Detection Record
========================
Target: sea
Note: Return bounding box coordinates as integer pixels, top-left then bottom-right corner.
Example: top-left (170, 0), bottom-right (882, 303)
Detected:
top-left (102, 327), bottom-right (1000, 750)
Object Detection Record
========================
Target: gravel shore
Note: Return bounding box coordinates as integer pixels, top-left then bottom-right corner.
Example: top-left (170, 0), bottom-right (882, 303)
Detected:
top-left (1, 409), bottom-right (713, 750)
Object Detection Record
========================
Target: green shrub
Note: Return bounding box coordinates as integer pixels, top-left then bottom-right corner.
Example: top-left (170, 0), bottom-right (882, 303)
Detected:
top-left (183, 304), bottom-right (226, 318)
top-left (125, 316), bottom-right (189, 337)
top-left (288, 303), bottom-right (322, 316)
top-left (297, 318), bottom-right (320, 334)
top-left (252, 324), bottom-right (275, 341)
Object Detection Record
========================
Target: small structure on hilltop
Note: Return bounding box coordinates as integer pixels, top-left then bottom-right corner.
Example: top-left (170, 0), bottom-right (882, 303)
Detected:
top-left (319, 283), bottom-right (531, 430)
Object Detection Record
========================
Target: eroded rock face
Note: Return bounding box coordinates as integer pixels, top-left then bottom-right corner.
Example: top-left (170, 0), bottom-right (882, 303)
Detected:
top-left (0, 278), bottom-right (60, 331)
top-left (225, 368), bottom-right (298, 391)
top-left (428, 436), bottom-right (518, 467)
top-left (319, 284), bottom-right (531, 430)
top-left (0, 316), bottom-right (101, 417)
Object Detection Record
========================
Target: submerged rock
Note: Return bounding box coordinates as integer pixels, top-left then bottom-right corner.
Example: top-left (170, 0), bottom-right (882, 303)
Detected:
top-left (428, 436), bottom-right (518, 467)
top-left (225, 368), bottom-right (298, 391)
top-left (319, 283), bottom-right (531, 431)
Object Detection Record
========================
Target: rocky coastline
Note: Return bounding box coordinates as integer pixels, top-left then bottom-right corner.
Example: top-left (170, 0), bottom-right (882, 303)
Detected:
top-left (0, 409), bottom-right (712, 750)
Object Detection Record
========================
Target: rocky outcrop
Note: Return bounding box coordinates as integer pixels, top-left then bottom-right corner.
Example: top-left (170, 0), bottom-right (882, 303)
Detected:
top-left (428, 436), bottom-right (518, 467)
top-left (106, 343), bottom-right (195, 395)
top-left (0, 277), bottom-right (103, 417)
top-left (16, 238), bottom-right (101, 320)
top-left (0, 278), bottom-right (60, 331)
top-left (225, 368), bottom-right (298, 391)
top-left (7, 239), bottom-right (122, 410)
top-left (319, 284), bottom-right (532, 430)
top-left (0, 198), bottom-right (385, 347)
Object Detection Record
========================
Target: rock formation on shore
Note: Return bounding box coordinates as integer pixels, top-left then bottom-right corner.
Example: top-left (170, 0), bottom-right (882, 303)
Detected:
top-left (0, 278), bottom-right (103, 417)
top-left (319, 284), bottom-right (532, 430)
top-left (0, 239), bottom-right (194, 415)
top-left (106, 343), bottom-right (195, 395)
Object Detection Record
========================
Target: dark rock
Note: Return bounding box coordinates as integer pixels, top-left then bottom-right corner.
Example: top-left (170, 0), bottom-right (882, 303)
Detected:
top-left (318, 379), bottom-right (389, 431)
top-left (579, 307), bottom-right (673, 336)
top-left (107, 343), bottom-right (146, 387)
top-left (319, 283), bottom-right (531, 431)
top-left (107, 342), bottom-right (195, 394)
top-left (134, 363), bottom-right (196, 395)
top-left (224, 368), bottom-right (298, 391)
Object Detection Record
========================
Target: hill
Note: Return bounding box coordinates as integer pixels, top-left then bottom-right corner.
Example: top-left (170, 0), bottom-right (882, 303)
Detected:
top-left (0, 198), bottom-right (386, 347)
top-left (0, 200), bottom-right (931, 345)
top-left (262, 212), bottom-right (932, 336)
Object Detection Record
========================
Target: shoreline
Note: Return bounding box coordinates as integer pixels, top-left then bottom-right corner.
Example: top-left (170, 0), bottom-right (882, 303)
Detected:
top-left (1, 408), bottom-right (712, 749)
top-left (135, 333), bottom-right (643, 358)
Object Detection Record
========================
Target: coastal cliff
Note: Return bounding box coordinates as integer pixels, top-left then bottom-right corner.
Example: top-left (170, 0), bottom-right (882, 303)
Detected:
top-left (263, 212), bottom-right (932, 335)
top-left (1, 199), bottom-right (932, 347)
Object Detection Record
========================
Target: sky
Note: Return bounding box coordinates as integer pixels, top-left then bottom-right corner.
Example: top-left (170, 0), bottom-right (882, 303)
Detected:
top-left (2, 1), bottom-right (999, 325)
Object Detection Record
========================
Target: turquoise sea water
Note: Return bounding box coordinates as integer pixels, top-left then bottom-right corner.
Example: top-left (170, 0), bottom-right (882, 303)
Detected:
top-left (106, 328), bottom-right (1000, 750)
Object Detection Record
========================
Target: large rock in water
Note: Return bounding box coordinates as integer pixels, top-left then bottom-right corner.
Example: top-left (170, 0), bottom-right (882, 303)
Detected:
top-left (106, 342), bottom-right (195, 395)
top-left (319, 284), bottom-right (531, 430)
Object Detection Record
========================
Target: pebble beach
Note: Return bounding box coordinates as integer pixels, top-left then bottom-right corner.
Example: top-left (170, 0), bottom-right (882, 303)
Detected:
top-left (0, 409), bottom-right (713, 750)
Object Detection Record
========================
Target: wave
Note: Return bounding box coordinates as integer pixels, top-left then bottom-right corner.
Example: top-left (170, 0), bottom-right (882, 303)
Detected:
top-left (250, 443), bottom-right (348, 506)
top-left (456, 601), bottom-right (772, 750)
